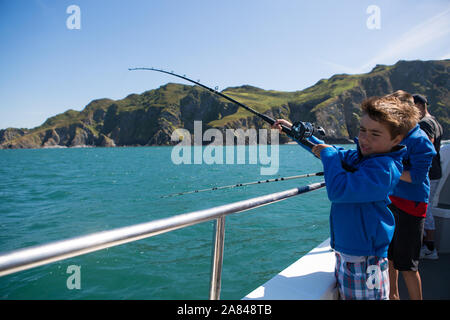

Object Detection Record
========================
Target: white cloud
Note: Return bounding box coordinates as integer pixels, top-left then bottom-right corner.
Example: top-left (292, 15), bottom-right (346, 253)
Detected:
top-left (320, 7), bottom-right (450, 75)
top-left (360, 6), bottom-right (450, 71)
top-left (439, 53), bottom-right (450, 60)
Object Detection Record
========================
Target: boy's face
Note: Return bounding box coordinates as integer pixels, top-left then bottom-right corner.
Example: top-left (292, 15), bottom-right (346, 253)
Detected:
top-left (358, 114), bottom-right (402, 156)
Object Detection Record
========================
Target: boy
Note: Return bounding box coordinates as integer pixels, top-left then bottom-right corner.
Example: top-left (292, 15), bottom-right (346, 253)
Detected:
top-left (273, 95), bottom-right (420, 299)
top-left (386, 92), bottom-right (436, 300)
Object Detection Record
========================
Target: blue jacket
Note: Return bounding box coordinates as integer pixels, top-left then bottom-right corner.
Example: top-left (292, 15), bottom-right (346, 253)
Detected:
top-left (390, 125), bottom-right (436, 203)
top-left (296, 136), bottom-right (405, 257)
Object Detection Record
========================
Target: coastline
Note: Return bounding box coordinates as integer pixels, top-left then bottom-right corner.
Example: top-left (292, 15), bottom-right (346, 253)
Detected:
top-left (2, 139), bottom-right (358, 150)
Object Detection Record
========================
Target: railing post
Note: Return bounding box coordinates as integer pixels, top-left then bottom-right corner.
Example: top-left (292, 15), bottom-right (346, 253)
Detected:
top-left (209, 216), bottom-right (226, 300)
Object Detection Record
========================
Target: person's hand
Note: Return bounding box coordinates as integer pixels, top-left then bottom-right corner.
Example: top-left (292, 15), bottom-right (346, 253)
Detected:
top-left (271, 119), bottom-right (293, 133)
top-left (311, 144), bottom-right (332, 159)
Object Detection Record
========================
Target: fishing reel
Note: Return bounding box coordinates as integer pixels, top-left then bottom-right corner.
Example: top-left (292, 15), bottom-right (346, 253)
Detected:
top-left (290, 121), bottom-right (325, 141)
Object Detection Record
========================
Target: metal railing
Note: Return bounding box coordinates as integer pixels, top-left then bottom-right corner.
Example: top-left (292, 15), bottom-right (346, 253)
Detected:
top-left (0, 181), bottom-right (325, 299)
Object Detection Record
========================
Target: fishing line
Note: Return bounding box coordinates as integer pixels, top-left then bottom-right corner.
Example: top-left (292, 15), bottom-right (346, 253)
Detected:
top-left (160, 171), bottom-right (324, 198)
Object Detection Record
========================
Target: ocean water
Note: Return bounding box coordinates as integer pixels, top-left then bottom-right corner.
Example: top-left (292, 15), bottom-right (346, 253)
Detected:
top-left (0, 144), bottom-right (341, 300)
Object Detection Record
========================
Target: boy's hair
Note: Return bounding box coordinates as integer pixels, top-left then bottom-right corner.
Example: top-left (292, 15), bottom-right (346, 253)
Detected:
top-left (361, 91), bottom-right (420, 139)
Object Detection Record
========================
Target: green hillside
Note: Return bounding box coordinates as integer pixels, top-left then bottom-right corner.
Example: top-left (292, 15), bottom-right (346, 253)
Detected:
top-left (1, 59), bottom-right (448, 149)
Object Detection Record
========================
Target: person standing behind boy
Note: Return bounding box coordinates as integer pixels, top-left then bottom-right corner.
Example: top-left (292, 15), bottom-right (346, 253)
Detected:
top-left (272, 95), bottom-right (419, 300)
top-left (386, 91), bottom-right (436, 300)
top-left (413, 94), bottom-right (443, 260)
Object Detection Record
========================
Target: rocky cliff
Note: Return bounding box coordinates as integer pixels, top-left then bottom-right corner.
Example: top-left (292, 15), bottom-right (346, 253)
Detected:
top-left (1, 59), bottom-right (448, 149)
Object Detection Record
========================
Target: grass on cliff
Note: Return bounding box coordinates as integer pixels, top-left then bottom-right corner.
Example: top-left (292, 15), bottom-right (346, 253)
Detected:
top-left (210, 74), bottom-right (360, 127)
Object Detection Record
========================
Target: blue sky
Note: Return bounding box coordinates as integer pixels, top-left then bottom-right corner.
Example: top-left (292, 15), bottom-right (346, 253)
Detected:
top-left (0, 0), bottom-right (449, 130)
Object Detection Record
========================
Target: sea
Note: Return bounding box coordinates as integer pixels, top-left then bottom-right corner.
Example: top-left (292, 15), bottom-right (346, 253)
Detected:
top-left (0, 144), bottom-right (349, 300)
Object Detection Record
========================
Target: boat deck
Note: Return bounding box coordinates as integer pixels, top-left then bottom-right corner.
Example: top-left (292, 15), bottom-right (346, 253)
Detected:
top-left (244, 239), bottom-right (450, 300)
top-left (398, 253), bottom-right (450, 300)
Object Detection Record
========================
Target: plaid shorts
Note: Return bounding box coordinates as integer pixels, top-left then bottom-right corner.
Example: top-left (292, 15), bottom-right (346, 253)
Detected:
top-left (334, 252), bottom-right (389, 300)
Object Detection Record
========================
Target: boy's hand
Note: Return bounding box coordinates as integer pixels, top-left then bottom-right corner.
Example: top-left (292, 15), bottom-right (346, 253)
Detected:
top-left (312, 144), bottom-right (332, 159)
top-left (271, 119), bottom-right (293, 133)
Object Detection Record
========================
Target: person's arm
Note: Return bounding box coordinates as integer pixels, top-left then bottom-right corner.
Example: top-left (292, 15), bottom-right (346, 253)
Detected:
top-left (403, 138), bottom-right (436, 184)
top-left (399, 171), bottom-right (412, 183)
top-left (312, 144), bottom-right (332, 158)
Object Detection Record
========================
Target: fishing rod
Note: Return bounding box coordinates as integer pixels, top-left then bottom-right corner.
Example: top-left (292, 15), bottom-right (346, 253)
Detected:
top-left (128, 67), bottom-right (325, 149)
top-left (160, 171), bottom-right (324, 198)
